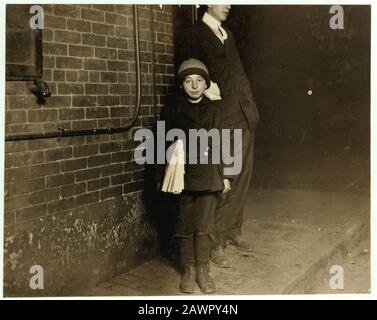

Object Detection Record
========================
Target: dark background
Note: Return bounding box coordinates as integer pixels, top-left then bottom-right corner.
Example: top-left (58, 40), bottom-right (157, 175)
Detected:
top-left (176, 5), bottom-right (370, 195)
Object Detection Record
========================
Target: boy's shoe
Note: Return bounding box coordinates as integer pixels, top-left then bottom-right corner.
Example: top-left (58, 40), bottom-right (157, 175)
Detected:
top-left (210, 246), bottom-right (230, 268)
top-left (227, 235), bottom-right (254, 253)
top-left (196, 263), bottom-right (216, 294)
top-left (180, 264), bottom-right (196, 294)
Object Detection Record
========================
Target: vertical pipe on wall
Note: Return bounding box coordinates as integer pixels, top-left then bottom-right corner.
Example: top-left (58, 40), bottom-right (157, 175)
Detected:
top-left (149, 5), bottom-right (157, 121)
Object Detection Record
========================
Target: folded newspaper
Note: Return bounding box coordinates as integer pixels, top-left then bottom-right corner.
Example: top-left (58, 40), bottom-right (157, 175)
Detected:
top-left (161, 139), bottom-right (185, 194)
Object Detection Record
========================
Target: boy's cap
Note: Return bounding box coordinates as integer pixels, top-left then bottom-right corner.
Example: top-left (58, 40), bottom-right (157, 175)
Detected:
top-left (177, 58), bottom-right (211, 87)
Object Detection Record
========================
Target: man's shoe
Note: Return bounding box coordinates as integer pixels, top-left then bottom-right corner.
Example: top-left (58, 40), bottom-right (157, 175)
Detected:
top-left (227, 235), bottom-right (254, 253)
top-left (210, 246), bottom-right (230, 268)
top-left (196, 263), bottom-right (216, 294)
top-left (180, 264), bottom-right (196, 294)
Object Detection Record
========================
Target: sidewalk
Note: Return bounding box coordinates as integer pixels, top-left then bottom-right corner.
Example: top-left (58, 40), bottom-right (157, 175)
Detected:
top-left (78, 188), bottom-right (370, 296)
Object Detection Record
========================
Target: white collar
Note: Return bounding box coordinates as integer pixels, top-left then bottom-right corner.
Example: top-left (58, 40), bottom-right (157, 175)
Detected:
top-left (202, 12), bottom-right (221, 29)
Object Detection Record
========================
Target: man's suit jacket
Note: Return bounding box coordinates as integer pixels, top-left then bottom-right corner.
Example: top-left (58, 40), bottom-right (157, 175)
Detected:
top-left (179, 21), bottom-right (259, 131)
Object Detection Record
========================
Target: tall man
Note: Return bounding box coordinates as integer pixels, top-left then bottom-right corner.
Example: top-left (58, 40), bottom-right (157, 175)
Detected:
top-left (178, 5), bottom-right (259, 267)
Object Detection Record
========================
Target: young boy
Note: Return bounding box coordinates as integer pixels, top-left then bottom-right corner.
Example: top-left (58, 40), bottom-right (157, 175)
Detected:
top-left (158, 58), bottom-right (230, 294)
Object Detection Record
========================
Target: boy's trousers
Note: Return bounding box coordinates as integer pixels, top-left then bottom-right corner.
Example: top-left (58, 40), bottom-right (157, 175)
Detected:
top-left (176, 191), bottom-right (223, 265)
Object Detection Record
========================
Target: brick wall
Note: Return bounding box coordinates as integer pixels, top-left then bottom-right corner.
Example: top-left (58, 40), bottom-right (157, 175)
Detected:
top-left (4, 4), bottom-right (175, 296)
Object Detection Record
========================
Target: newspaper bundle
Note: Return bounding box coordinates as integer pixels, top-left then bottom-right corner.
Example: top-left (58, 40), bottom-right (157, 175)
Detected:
top-left (161, 139), bottom-right (185, 194)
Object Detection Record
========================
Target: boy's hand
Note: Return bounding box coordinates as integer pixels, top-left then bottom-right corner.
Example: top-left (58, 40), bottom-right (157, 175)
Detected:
top-left (223, 179), bottom-right (231, 193)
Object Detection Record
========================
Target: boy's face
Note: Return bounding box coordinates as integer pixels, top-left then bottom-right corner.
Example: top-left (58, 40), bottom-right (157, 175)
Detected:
top-left (207, 5), bottom-right (231, 22)
top-left (182, 74), bottom-right (207, 100)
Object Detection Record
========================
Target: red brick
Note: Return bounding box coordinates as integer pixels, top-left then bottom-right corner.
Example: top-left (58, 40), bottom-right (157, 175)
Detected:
top-left (54, 30), bottom-right (81, 44)
top-left (7, 96), bottom-right (40, 110)
top-left (82, 33), bottom-right (106, 47)
top-left (44, 42), bottom-right (68, 55)
top-left (106, 13), bottom-right (128, 26)
top-left (72, 120), bottom-right (97, 130)
top-left (78, 71), bottom-right (89, 82)
top-left (72, 95), bottom-right (97, 107)
top-left (76, 167), bottom-right (101, 182)
top-left (99, 142), bottom-right (121, 153)
top-left (27, 109), bottom-right (58, 123)
top-left (111, 151), bottom-right (132, 163)
top-left (6, 123), bottom-right (42, 135)
top-left (86, 107), bottom-right (109, 119)
top-left (85, 135), bottom-right (110, 144)
top-left (76, 191), bottom-right (100, 206)
top-left (107, 37), bottom-right (128, 49)
top-left (69, 45), bottom-right (94, 58)
top-left (123, 181), bottom-right (144, 194)
top-left (58, 83), bottom-right (84, 94)
top-left (98, 118), bottom-right (120, 128)
top-left (56, 56), bottom-right (83, 69)
top-left (27, 139), bottom-right (58, 151)
top-left (81, 8), bottom-right (105, 22)
top-left (115, 5), bottom-right (133, 16)
top-left (111, 173), bottom-right (132, 186)
top-left (45, 147), bottom-right (73, 161)
top-left (92, 23), bottom-right (115, 36)
top-left (124, 161), bottom-right (143, 172)
top-left (61, 158), bottom-right (87, 172)
top-left (6, 110), bottom-right (26, 124)
top-left (5, 151), bottom-right (44, 168)
top-left (46, 173), bottom-right (75, 188)
top-left (89, 71), bottom-right (100, 83)
top-left (67, 19), bottom-right (91, 32)
top-left (61, 182), bottom-right (87, 198)
top-left (30, 162), bottom-right (60, 177)
top-left (6, 82), bottom-right (27, 96)
top-left (155, 11), bottom-right (173, 23)
top-left (88, 154), bottom-right (111, 168)
top-left (73, 144), bottom-right (99, 157)
top-left (107, 60), bottom-right (128, 71)
top-left (43, 29), bottom-right (54, 41)
top-left (142, 116), bottom-right (155, 127)
top-left (5, 143), bottom-right (25, 157)
top-left (10, 178), bottom-right (45, 195)
top-left (94, 48), bottom-right (117, 60)
top-left (65, 70), bottom-right (78, 82)
top-left (93, 4), bottom-right (115, 12)
top-left (5, 194), bottom-right (30, 211)
top-left (85, 84), bottom-right (108, 95)
top-left (115, 26), bottom-right (133, 37)
top-left (109, 84), bottom-right (131, 95)
top-left (29, 188), bottom-right (60, 206)
top-left (44, 96), bottom-right (72, 108)
top-left (109, 107), bottom-right (131, 118)
top-left (54, 5), bottom-right (80, 18)
top-left (100, 72), bottom-right (118, 83)
top-left (100, 186), bottom-right (122, 200)
top-left (100, 163), bottom-right (123, 177)
top-left (53, 70), bottom-right (65, 82)
top-left (118, 49), bottom-right (134, 61)
top-left (88, 177), bottom-right (110, 191)
top-left (59, 108), bottom-right (84, 121)
top-left (45, 14), bottom-right (67, 29)
top-left (98, 96), bottom-right (120, 106)
top-left (84, 59), bottom-right (107, 71)
top-left (43, 56), bottom-right (55, 69)
top-left (132, 169), bottom-right (144, 181)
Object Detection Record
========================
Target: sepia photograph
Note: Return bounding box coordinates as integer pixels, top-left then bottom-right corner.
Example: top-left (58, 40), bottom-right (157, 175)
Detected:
top-left (2, 2), bottom-right (372, 299)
